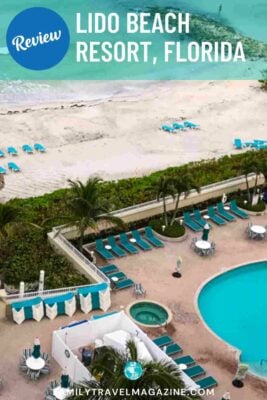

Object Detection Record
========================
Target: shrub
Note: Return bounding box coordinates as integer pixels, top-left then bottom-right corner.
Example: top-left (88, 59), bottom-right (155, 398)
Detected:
top-left (0, 228), bottom-right (89, 289)
top-left (236, 198), bottom-right (266, 212)
top-left (149, 218), bottom-right (186, 238)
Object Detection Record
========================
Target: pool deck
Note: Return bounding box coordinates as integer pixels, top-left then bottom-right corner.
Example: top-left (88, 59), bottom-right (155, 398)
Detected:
top-left (0, 213), bottom-right (266, 399)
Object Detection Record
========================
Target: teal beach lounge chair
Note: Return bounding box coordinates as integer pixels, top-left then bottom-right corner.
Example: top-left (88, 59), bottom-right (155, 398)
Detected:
top-left (195, 376), bottom-right (218, 389)
top-left (95, 239), bottom-right (115, 260)
top-left (207, 206), bottom-right (226, 225)
top-left (229, 200), bottom-right (249, 219)
top-left (8, 162), bottom-right (21, 172)
top-left (217, 202), bottom-right (235, 221)
top-left (100, 264), bottom-right (118, 275)
top-left (183, 212), bottom-right (202, 232)
top-left (131, 230), bottom-right (152, 251)
top-left (22, 144), bottom-right (34, 154)
top-left (34, 143), bottom-right (46, 153)
top-left (7, 146), bottom-right (18, 156)
top-left (119, 233), bottom-right (139, 254)
top-left (153, 335), bottom-right (173, 347)
top-left (107, 236), bottom-right (127, 257)
top-left (144, 227), bottom-right (164, 248)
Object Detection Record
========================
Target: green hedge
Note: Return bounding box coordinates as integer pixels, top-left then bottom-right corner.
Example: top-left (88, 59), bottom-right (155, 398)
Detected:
top-left (8, 150), bottom-right (267, 227)
top-left (236, 198), bottom-right (266, 212)
top-left (149, 219), bottom-right (186, 238)
top-left (0, 229), bottom-right (89, 289)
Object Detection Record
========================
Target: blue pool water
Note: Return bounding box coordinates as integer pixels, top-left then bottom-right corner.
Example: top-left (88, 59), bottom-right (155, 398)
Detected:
top-left (198, 261), bottom-right (267, 378)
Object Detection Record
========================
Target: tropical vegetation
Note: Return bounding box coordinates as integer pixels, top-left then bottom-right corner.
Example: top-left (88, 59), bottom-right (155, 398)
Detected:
top-left (53, 177), bottom-right (125, 250)
top-left (70, 340), bottom-right (198, 400)
top-left (1, 150), bottom-right (266, 289)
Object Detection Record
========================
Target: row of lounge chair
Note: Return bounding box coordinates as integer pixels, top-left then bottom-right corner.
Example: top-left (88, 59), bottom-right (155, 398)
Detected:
top-left (233, 138), bottom-right (267, 150)
top-left (0, 162), bottom-right (21, 174)
top-left (183, 200), bottom-right (249, 232)
top-left (162, 121), bottom-right (200, 133)
top-left (95, 227), bottom-right (164, 260)
top-left (0, 143), bottom-right (46, 157)
top-left (153, 335), bottom-right (218, 390)
top-left (99, 264), bottom-right (134, 290)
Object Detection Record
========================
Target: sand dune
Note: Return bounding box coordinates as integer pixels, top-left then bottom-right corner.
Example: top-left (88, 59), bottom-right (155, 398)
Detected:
top-left (0, 80), bottom-right (266, 201)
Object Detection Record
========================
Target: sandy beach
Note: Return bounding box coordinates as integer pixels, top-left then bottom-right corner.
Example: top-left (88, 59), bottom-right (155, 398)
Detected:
top-left (0, 80), bottom-right (266, 201)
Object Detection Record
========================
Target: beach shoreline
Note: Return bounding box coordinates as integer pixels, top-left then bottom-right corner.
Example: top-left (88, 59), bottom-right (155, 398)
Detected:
top-left (0, 80), bottom-right (266, 201)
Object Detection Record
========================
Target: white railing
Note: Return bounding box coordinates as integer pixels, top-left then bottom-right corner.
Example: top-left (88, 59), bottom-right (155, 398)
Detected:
top-left (3, 282), bottom-right (107, 304)
top-left (54, 230), bottom-right (109, 284)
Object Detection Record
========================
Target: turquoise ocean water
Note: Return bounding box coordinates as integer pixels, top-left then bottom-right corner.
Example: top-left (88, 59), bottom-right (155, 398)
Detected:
top-left (198, 261), bottom-right (267, 377)
top-left (0, 0), bottom-right (267, 102)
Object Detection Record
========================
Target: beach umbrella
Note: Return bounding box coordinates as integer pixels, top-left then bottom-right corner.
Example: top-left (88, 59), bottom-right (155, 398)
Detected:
top-left (32, 337), bottom-right (41, 359)
top-left (201, 223), bottom-right (210, 241)
top-left (61, 368), bottom-right (70, 388)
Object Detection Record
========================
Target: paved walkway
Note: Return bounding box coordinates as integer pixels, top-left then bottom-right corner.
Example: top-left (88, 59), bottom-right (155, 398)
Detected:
top-left (0, 213), bottom-right (266, 399)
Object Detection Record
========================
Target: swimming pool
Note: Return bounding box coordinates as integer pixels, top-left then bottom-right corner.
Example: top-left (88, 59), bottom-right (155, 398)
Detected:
top-left (198, 261), bottom-right (267, 378)
top-left (127, 300), bottom-right (172, 328)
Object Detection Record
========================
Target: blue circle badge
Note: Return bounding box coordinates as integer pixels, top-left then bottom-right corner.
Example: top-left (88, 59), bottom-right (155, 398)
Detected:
top-left (124, 361), bottom-right (143, 381)
top-left (6, 7), bottom-right (70, 70)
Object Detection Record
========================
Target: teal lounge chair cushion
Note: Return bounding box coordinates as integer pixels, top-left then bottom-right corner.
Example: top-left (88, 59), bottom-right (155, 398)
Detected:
top-left (153, 335), bottom-right (173, 347)
top-left (185, 365), bottom-right (205, 379)
top-left (100, 264), bottom-right (119, 274)
top-left (174, 355), bottom-right (195, 367)
top-left (165, 343), bottom-right (182, 355)
top-left (115, 278), bottom-right (134, 290)
top-left (183, 212), bottom-right (202, 232)
top-left (195, 376), bottom-right (218, 389)
top-left (230, 200), bottom-right (249, 219)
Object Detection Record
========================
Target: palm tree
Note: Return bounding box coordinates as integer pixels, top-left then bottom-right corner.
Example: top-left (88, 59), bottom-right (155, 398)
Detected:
top-left (239, 155), bottom-right (260, 203)
top-left (0, 203), bottom-right (21, 239)
top-left (155, 177), bottom-right (176, 226)
top-left (59, 177), bottom-right (125, 250)
top-left (169, 173), bottom-right (200, 226)
top-left (70, 341), bottom-right (197, 400)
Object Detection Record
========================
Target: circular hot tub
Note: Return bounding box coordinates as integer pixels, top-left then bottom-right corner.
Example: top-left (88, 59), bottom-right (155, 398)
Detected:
top-left (127, 300), bottom-right (172, 328)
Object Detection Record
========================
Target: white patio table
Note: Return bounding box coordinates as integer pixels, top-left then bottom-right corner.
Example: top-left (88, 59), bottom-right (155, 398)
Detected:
top-left (53, 386), bottom-right (72, 400)
top-left (26, 356), bottom-right (45, 371)
top-left (250, 225), bottom-right (266, 239)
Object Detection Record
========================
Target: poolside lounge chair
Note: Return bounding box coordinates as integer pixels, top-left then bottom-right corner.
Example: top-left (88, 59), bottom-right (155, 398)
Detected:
top-left (162, 125), bottom-right (175, 133)
top-left (195, 376), bottom-right (218, 389)
top-left (174, 355), bottom-right (195, 367)
top-left (153, 335), bottom-right (173, 347)
top-left (119, 233), bottom-right (139, 254)
top-left (99, 264), bottom-right (118, 274)
top-left (8, 162), bottom-right (21, 172)
top-left (7, 146), bottom-right (18, 156)
top-left (107, 236), bottom-right (127, 257)
top-left (114, 278), bottom-right (134, 290)
top-left (193, 209), bottom-right (207, 228)
top-left (217, 202), bottom-right (236, 222)
top-left (183, 212), bottom-right (202, 232)
top-left (108, 271), bottom-right (127, 281)
top-left (229, 200), bottom-right (249, 219)
top-left (207, 206), bottom-right (226, 225)
top-left (131, 230), bottom-right (152, 251)
top-left (0, 166), bottom-right (6, 174)
top-left (22, 144), bottom-right (34, 154)
top-left (184, 121), bottom-right (200, 129)
top-left (34, 143), bottom-right (46, 153)
top-left (95, 239), bottom-right (115, 260)
top-left (164, 343), bottom-right (182, 356)
top-left (144, 227), bottom-right (164, 248)
top-left (185, 365), bottom-right (206, 379)
top-left (173, 122), bottom-right (186, 131)
top-left (0, 150), bottom-right (5, 157)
